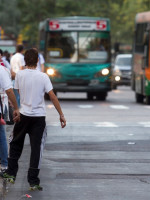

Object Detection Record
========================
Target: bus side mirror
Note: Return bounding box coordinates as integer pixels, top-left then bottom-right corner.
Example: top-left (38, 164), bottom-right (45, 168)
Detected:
top-left (143, 31), bottom-right (149, 45)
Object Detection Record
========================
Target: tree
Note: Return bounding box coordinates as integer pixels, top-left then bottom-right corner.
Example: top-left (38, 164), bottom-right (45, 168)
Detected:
top-left (0, 0), bottom-right (20, 39)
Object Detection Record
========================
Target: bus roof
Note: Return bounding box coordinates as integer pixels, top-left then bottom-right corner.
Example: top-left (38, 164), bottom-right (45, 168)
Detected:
top-left (39, 16), bottom-right (110, 31)
top-left (136, 11), bottom-right (150, 23)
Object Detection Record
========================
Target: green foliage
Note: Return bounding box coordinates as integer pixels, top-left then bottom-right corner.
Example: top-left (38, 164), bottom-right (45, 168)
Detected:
top-left (0, 0), bottom-right (20, 39)
top-left (0, 0), bottom-right (150, 45)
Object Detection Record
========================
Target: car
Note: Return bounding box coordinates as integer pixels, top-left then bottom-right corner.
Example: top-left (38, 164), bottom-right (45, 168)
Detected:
top-left (112, 54), bottom-right (132, 89)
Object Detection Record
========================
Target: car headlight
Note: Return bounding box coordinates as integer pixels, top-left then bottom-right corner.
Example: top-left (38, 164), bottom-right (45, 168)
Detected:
top-left (115, 76), bottom-right (120, 81)
top-left (101, 68), bottom-right (109, 76)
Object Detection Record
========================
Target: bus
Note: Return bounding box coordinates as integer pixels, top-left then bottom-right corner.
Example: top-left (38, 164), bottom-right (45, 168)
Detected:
top-left (131, 11), bottom-right (150, 104)
top-left (39, 16), bottom-right (111, 100)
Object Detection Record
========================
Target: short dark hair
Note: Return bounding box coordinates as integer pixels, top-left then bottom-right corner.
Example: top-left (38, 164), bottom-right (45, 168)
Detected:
top-left (24, 48), bottom-right (38, 67)
top-left (0, 49), bottom-right (3, 56)
top-left (16, 45), bottom-right (24, 53)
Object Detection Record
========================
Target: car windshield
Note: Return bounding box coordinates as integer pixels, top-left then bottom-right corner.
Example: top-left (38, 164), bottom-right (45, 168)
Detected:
top-left (116, 56), bottom-right (132, 66)
top-left (47, 31), bottom-right (110, 63)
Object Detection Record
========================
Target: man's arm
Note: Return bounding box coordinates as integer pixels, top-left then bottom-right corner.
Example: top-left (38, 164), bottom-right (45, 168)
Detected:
top-left (48, 90), bottom-right (66, 128)
top-left (5, 88), bottom-right (20, 122)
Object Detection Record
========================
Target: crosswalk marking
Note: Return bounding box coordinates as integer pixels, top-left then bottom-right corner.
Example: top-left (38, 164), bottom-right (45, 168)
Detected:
top-left (110, 105), bottom-right (129, 109)
top-left (138, 122), bottom-right (150, 127)
top-left (78, 105), bottom-right (94, 108)
top-left (46, 121), bottom-right (150, 128)
top-left (94, 122), bottom-right (118, 127)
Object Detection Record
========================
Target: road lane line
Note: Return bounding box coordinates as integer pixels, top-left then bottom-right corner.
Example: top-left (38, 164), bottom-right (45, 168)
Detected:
top-left (110, 105), bottom-right (129, 109)
top-left (94, 122), bottom-right (118, 127)
top-left (78, 105), bottom-right (94, 108)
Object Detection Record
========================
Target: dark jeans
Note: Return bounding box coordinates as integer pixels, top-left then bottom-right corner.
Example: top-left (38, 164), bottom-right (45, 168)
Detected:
top-left (7, 114), bottom-right (47, 185)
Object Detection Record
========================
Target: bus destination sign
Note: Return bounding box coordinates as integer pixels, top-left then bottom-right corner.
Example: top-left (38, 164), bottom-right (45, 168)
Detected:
top-left (49, 20), bottom-right (107, 31)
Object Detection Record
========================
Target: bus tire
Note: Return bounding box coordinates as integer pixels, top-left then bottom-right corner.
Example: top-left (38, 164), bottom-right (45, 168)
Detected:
top-left (135, 93), bottom-right (144, 103)
top-left (96, 92), bottom-right (107, 101)
top-left (87, 92), bottom-right (93, 100)
top-left (146, 96), bottom-right (150, 105)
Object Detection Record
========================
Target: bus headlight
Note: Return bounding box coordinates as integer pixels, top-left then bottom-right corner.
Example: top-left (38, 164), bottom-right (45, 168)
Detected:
top-left (94, 68), bottom-right (110, 78)
top-left (47, 68), bottom-right (55, 76)
top-left (46, 68), bottom-right (62, 78)
top-left (101, 68), bottom-right (109, 76)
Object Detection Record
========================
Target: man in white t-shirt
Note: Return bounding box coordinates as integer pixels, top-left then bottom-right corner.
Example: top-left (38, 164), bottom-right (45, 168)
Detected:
top-left (2, 48), bottom-right (66, 191)
top-left (10, 45), bottom-right (25, 107)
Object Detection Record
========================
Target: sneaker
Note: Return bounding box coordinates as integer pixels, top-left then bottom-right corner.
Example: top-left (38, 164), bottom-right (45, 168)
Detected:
top-left (0, 170), bottom-right (15, 184)
top-left (29, 184), bottom-right (43, 191)
top-left (1, 166), bottom-right (7, 171)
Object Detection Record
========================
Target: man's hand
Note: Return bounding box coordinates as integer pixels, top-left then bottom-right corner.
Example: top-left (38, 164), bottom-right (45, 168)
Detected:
top-left (60, 115), bottom-right (66, 128)
top-left (13, 109), bottom-right (20, 122)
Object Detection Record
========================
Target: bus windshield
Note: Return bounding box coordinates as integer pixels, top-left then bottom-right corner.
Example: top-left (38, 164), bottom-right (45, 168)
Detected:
top-left (47, 31), bottom-right (110, 63)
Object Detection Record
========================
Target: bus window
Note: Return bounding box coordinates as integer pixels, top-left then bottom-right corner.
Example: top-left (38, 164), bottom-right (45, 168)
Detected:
top-left (47, 32), bottom-right (76, 63)
top-left (79, 32), bottom-right (110, 63)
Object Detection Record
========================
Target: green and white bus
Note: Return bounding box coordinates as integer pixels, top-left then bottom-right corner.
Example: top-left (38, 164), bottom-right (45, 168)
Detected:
top-left (131, 11), bottom-right (150, 104)
top-left (39, 16), bottom-right (112, 100)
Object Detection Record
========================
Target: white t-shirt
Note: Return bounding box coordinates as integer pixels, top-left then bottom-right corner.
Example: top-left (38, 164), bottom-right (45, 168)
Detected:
top-left (0, 66), bottom-right (12, 113)
top-left (10, 53), bottom-right (25, 73)
top-left (2, 57), bottom-right (11, 70)
top-left (36, 54), bottom-right (45, 71)
top-left (14, 69), bottom-right (53, 117)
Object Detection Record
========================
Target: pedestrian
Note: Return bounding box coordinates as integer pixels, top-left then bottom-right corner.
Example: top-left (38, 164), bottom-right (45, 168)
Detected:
top-left (1, 48), bottom-right (66, 190)
top-left (0, 52), bottom-right (11, 170)
top-left (37, 52), bottom-right (45, 72)
top-left (10, 44), bottom-right (25, 107)
top-left (0, 65), bottom-right (20, 171)
top-left (0, 49), bottom-right (11, 70)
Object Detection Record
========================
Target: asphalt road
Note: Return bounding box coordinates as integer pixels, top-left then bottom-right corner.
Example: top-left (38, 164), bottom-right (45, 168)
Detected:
top-left (2, 86), bottom-right (150, 200)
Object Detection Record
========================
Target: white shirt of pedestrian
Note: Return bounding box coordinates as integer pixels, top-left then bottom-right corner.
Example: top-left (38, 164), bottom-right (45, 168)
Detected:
top-left (36, 54), bottom-right (45, 71)
top-left (14, 69), bottom-right (53, 116)
top-left (0, 66), bottom-right (12, 113)
top-left (10, 53), bottom-right (25, 73)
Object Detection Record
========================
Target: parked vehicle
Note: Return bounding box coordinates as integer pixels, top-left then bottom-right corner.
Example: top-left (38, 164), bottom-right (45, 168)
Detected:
top-left (112, 54), bottom-right (132, 89)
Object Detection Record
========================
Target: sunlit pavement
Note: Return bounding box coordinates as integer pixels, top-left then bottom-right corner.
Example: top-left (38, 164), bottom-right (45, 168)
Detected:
top-left (1, 86), bottom-right (150, 200)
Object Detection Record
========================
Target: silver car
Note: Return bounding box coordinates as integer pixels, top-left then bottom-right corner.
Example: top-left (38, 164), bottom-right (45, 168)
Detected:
top-left (112, 54), bottom-right (132, 89)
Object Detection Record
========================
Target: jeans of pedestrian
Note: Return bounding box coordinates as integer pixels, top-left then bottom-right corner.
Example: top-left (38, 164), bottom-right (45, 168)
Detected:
top-left (13, 89), bottom-right (20, 108)
top-left (0, 124), bottom-right (8, 167)
top-left (0, 107), bottom-right (8, 167)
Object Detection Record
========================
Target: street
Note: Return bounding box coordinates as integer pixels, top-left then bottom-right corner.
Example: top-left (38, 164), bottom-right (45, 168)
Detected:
top-left (3, 86), bottom-right (150, 200)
